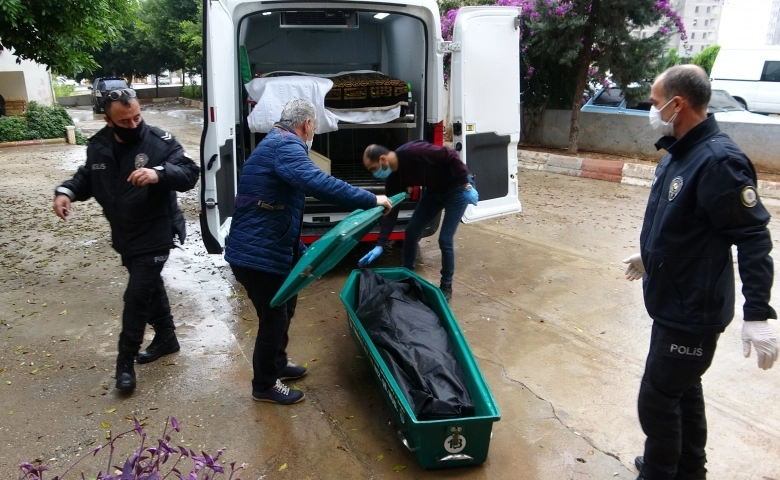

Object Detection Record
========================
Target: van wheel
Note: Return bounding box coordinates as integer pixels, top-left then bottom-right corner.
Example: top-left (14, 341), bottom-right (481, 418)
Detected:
top-left (735, 98), bottom-right (748, 110)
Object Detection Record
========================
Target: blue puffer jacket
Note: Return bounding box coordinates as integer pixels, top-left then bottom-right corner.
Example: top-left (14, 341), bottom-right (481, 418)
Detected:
top-left (225, 125), bottom-right (377, 276)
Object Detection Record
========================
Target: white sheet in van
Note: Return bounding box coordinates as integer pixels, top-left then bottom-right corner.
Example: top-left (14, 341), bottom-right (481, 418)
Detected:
top-left (245, 76), bottom-right (339, 134)
top-left (327, 106), bottom-right (401, 124)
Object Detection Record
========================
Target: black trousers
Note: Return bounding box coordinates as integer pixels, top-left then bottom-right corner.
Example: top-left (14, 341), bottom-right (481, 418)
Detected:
top-left (638, 322), bottom-right (720, 480)
top-left (119, 252), bottom-right (175, 354)
top-left (230, 264), bottom-right (297, 392)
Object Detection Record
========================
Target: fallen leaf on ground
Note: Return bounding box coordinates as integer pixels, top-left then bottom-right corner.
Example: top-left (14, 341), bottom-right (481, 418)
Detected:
top-left (376, 454), bottom-right (384, 461)
top-left (105, 408), bottom-right (116, 414)
top-left (59, 310), bottom-right (67, 315)
top-left (393, 465), bottom-right (405, 472)
top-left (101, 421), bottom-right (110, 428)
top-left (278, 463), bottom-right (287, 471)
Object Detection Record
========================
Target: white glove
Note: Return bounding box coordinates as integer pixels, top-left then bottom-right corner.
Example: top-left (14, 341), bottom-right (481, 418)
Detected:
top-left (622, 253), bottom-right (645, 281)
top-left (742, 321), bottom-right (778, 370)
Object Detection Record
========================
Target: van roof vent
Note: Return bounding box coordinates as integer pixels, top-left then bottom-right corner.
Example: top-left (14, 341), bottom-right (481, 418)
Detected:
top-left (280, 11), bottom-right (359, 29)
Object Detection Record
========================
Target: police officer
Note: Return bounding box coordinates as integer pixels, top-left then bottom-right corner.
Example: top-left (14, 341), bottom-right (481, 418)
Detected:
top-left (622, 65), bottom-right (779, 480)
top-left (53, 88), bottom-right (199, 393)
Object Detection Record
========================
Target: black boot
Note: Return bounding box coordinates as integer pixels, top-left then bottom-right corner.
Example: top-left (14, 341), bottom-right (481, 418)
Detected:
top-left (115, 352), bottom-right (136, 392)
top-left (137, 327), bottom-right (179, 364)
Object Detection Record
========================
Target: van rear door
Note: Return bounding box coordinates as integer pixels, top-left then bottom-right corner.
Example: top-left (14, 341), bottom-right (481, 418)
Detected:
top-left (200, 0), bottom-right (238, 254)
top-left (449, 6), bottom-right (522, 222)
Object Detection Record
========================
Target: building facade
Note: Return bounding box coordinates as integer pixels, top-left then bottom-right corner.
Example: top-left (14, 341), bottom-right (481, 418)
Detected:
top-left (0, 48), bottom-right (55, 114)
top-left (632, 0), bottom-right (723, 56)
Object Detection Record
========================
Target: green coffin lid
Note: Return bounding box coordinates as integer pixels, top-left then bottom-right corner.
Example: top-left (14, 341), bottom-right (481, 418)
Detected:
top-left (269, 192), bottom-right (407, 307)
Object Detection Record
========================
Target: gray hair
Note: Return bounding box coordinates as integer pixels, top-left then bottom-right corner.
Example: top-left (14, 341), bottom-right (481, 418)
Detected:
top-left (660, 65), bottom-right (711, 110)
top-left (279, 99), bottom-right (316, 128)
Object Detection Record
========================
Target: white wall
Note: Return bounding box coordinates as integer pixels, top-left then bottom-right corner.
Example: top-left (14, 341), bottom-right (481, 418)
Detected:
top-left (0, 48), bottom-right (54, 104)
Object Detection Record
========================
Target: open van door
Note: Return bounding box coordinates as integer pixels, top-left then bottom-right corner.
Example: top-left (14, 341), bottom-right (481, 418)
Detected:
top-left (449, 6), bottom-right (522, 222)
top-left (200, 0), bottom-right (238, 254)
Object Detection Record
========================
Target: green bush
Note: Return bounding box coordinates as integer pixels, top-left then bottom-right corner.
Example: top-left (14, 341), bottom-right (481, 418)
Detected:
top-left (181, 85), bottom-right (201, 100)
top-left (0, 116), bottom-right (28, 143)
top-left (53, 84), bottom-right (76, 98)
top-left (24, 101), bottom-right (74, 140)
top-left (75, 129), bottom-right (90, 146)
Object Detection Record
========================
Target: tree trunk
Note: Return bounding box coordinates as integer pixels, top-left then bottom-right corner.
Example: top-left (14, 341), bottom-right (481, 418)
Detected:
top-left (567, 55), bottom-right (590, 154)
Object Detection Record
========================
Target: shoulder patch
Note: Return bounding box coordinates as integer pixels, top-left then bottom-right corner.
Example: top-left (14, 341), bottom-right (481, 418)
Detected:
top-left (150, 126), bottom-right (174, 142)
top-left (741, 186), bottom-right (758, 208)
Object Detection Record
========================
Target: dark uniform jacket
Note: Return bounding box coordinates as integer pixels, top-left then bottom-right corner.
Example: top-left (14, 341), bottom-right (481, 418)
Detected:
top-left (56, 123), bottom-right (200, 258)
top-left (641, 115), bottom-right (776, 335)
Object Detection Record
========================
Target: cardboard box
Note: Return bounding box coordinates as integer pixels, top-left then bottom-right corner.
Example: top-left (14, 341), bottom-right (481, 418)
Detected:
top-left (308, 149), bottom-right (331, 175)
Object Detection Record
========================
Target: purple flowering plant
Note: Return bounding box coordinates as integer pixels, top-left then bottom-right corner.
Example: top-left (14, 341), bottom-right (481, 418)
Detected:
top-left (18, 417), bottom-right (244, 480)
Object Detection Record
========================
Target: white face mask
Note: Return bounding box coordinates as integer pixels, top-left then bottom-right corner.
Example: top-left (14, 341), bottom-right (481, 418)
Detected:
top-left (305, 120), bottom-right (315, 150)
top-left (649, 98), bottom-right (678, 137)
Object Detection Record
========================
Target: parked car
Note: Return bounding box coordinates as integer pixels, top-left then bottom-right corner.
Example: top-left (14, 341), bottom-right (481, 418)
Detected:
top-left (155, 74), bottom-right (171, 85)
top-left (581, 87), bottom-right (780, 124)
top-left (89, 77), bottom-right (131, 114)
top-left (55, 76), bottom-right (78, 87)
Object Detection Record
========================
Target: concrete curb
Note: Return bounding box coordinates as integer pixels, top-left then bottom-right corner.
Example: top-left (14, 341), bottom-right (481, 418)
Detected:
top-left (519, 150), bottom-right (780, 200)
top-left (0, 138), bottom-right (67, 149)
top-left (177, 97), bottom-right (204, 109)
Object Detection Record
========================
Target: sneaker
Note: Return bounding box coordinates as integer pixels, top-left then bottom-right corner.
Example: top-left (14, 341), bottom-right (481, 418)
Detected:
top-left (279, 359), bottom-right (307, 380)
top-left (252, 379), bottom-right (305, 405)
top-left (440, 283), bottom-right (453, 302)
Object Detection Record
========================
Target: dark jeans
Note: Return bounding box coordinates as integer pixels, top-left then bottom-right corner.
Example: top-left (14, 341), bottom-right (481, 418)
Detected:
top-left (119, 252), bottom-right (174, 354)
top-left (230, 264), bottom-right (297, 392)
top-left (402, 186), bottom-right (469, 286)
top-left (638, 322), bottom-right (720, 480)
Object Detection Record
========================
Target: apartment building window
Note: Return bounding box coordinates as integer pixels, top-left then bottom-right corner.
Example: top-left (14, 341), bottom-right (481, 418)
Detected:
top-left (701, 46), bottom-right (705, 51)
top-left (642, 31), bottom-right (647, 38)
top-left (695, 6), bottom-right (699, 12)
top-left (704, 19), bottom-right (709, 26)
top-left (691, 32), bottom-right (696, 39)
top-left (702, 32), bottom-right (707, 39)
top-left (693, 18), bottom-right (698, 25)
top-left (707, 6), bottom-right (711, 13)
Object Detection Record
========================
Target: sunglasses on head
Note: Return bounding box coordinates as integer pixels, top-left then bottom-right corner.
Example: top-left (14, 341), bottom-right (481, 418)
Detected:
top-left (105, 88), bottom-right (137, 101)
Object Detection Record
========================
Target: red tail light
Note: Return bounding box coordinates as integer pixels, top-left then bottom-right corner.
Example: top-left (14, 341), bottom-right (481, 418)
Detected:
top-left (411, 186), bottom-right (421, 201)
top-left (210, 107), bottom-right (216, 123)
top-left (432, 121), bottom-right (444, 146)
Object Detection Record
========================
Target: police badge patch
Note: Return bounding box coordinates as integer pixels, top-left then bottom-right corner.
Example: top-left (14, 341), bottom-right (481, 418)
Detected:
top-left (134, 153), bottom-right (149, 169)
top-left (741, 186), bottom-right (758, 208)
top-left (668, 176), bottom-right (684, 201)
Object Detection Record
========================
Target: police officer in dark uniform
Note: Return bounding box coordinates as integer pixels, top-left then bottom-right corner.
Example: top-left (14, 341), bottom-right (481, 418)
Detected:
top-left (622, 65), bottom-right (779, 479)
top-left (53, 89), bottom-right (199, 393)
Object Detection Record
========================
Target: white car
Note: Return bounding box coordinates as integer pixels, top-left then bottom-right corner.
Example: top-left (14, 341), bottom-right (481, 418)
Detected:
top-left (55, 76), bottom-right (78, 87)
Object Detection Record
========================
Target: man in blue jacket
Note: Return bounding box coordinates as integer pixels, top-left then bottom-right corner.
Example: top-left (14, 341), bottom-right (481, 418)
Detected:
top-left (357, 142), bottom-right (478, 302)
top-left (53, 89), bottom-right (199, 392)
top-left (623, 65), bottom-right (778, 480)
top-left (226, 99), bottom-right (392, 405)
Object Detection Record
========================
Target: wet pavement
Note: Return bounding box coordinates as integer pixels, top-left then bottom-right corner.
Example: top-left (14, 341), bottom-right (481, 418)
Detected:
top-left (0, 105), bottom-right (778, 479)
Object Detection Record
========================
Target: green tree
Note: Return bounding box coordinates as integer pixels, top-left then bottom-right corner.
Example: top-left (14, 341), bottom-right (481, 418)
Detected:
top-left (0, 0), bottom-right (132, 76)
top-left (659, 47), bottom-right (682, 72)
top-left (691, 44), bottom-right (720, 76)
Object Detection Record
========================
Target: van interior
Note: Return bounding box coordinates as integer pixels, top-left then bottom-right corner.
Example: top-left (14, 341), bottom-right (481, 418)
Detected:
top-left (237, 9), bottom-right (432, 236)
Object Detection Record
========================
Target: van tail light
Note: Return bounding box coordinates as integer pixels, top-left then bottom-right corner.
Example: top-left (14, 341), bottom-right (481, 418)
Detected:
top-left (411, 186), bottom-right (421, 201)
top-left (210, 107), bottom-right (216, 123)
top-left (432, 121), bottom-right (444, 146)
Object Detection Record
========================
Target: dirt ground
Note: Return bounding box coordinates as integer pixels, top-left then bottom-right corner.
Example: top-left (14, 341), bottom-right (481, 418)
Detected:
top-left (1, 104), bottom-right (778, 480)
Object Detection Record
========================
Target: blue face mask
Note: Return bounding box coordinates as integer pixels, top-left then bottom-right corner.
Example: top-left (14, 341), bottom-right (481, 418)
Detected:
top-left (372, 164), bottom-right (392, 179)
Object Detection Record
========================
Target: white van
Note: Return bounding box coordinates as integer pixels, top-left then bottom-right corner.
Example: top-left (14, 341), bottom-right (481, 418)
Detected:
top-left (199, 0), bottom-right (522, 253)
top-left (710, 46), bottom-right (780, 114)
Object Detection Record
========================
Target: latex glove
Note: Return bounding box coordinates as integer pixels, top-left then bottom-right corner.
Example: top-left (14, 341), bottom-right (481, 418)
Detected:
top-left (358, 246), bottom-right (383, 267)
top-left (742, 320), bottom-right (778, 370)
top-left (623, 253), bottom-right (645, 281)
top-left (464, 186), bottom-right (479, 206)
